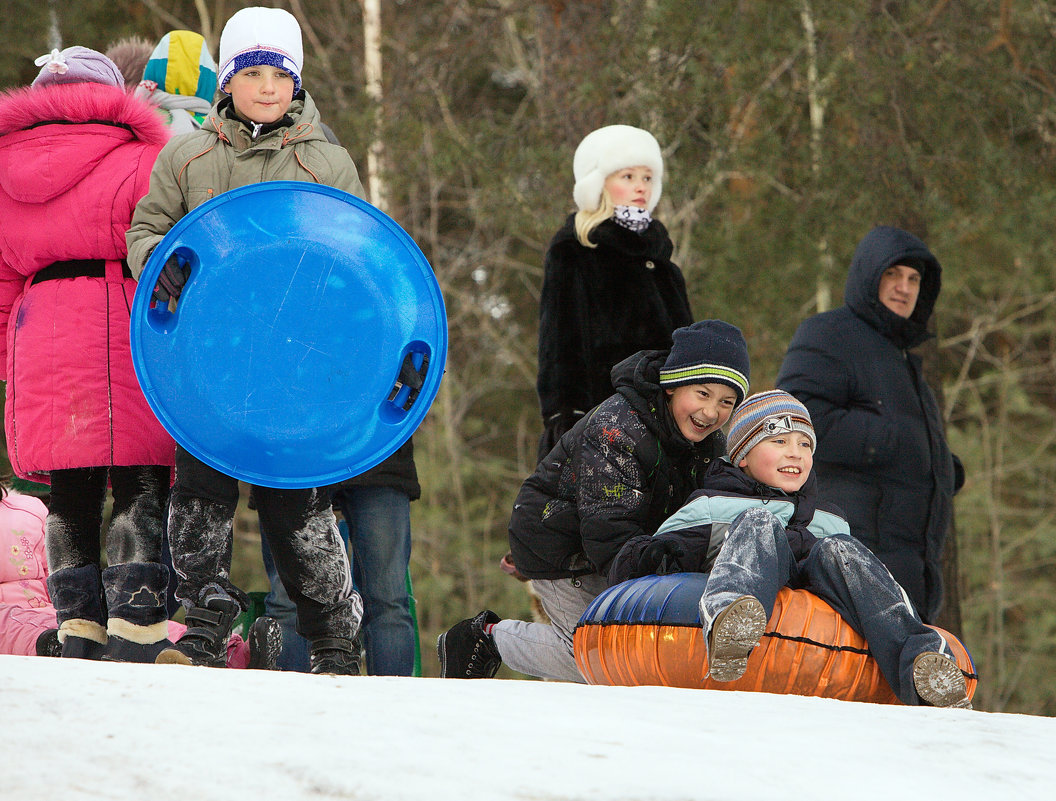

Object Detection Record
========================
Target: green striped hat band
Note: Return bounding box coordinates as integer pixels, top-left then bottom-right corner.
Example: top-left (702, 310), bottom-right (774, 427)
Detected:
top-left (659, 362), bottom-right (750, 397)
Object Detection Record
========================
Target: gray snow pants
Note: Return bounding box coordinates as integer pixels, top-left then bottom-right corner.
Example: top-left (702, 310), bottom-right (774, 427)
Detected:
top-left (168, 446), bottom-right (362, 642)
top-left (700, 507), bottom-right (957, 705)
top-left (492, 573), bottom-right (608, 683)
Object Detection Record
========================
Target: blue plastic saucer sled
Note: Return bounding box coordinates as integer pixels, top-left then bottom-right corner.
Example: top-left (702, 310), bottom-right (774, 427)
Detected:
top-left (130, 181), bottom-right (447, 489)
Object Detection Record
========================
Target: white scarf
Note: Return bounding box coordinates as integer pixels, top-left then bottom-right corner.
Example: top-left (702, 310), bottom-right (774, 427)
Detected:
top-left (613, 205), bottom-right (652, 233)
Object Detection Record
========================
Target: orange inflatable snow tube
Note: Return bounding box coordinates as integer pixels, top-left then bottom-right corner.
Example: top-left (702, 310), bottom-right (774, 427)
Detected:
top-left (573, 573), bottom-right (977, 705)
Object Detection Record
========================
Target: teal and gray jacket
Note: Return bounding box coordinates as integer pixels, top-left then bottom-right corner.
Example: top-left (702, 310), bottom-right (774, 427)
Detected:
top-left (608, 458), bottom-right (849, 584)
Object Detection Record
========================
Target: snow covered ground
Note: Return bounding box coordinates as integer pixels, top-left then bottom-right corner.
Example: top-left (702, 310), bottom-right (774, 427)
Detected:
top-left (3, 654), bottom-right (1053, 801)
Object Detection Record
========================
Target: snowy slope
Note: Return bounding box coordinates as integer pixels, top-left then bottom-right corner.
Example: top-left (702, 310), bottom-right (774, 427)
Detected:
top-left (2, 655), bottom-right (1053, 801)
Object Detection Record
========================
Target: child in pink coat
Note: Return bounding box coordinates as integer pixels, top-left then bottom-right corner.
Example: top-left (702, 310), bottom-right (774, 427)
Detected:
top-left (0, 485), bottom-right (256, 667)
top-left (0, 47), bottom-right (175, 662)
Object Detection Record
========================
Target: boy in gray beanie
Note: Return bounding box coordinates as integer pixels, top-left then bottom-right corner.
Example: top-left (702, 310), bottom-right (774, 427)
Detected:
top-left (611, 389), bottom-right (973, 708)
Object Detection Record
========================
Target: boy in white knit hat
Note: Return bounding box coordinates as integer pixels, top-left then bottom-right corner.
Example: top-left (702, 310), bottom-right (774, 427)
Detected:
top-left (127, 6), bottom-right (365, 676)
top-left (611, 390), bottom-right (974, 708)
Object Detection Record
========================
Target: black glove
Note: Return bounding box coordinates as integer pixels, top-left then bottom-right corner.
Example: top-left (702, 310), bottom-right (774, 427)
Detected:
top-left (635, 539), bottom-right (685, 576)
top-left (152, 253), bottom-right (190, 303)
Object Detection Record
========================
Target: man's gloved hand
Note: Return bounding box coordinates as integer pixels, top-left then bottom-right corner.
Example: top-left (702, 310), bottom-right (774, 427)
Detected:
top-left (152, 253), bottom-right (190, 303)
top-left (635, 539), bottom-right (685, 576)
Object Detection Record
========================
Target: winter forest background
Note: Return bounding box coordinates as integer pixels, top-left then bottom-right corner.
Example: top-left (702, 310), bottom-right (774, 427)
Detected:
top-left (0, 0), bottom-right (1053, 716)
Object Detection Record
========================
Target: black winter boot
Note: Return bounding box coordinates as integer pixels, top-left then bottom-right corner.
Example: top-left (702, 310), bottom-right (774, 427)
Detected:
top-left (247, 616), bottom-right (284, 670)
top-left (101, 563), bottom-right (173, 663)
top-left (437, 610), bottom-right (502, 678)
top-left (310, 637), bottom-right (361, 675)
top-left (156, 586), bottom-right (241, 667)
top-left (47, 565), bottom-right (107, 660)
top-left (35, 629), bottom-right (62, 658)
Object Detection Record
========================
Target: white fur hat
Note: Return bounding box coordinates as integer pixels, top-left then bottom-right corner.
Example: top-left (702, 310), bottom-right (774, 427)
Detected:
top-left (217, 7), bottom-right (303, 95)
top-left (572, 124), bottom-right (664, 213)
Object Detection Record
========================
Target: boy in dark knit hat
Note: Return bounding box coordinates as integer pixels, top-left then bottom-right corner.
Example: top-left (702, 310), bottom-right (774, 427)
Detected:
top-left (439, 320), bottom-right (750, 682)
top-left (611, 390), bottom-right (972, 708)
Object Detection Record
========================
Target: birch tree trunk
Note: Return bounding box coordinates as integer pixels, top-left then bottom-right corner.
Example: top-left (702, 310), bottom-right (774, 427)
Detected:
top-left (800, 0), bottom-right (833, 314)
top-left (360, 0), bottom-right (388, 212)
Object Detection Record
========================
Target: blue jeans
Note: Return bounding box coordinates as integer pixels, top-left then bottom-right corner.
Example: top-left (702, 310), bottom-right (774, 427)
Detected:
top-left (262, 486), bottom-right (416, 675)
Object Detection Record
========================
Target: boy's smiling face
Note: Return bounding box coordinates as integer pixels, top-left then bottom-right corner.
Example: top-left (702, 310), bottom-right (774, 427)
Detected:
top-left (665, 383), bottom-right (739, 443)
top-left (227, 65), bottom-right (295, 124)
top-left (738, 432), bottom-right (813, 493)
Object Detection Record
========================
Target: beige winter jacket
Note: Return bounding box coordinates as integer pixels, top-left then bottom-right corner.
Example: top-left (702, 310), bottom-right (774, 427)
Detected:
top-left (126, 91), bottom-right (364, 278)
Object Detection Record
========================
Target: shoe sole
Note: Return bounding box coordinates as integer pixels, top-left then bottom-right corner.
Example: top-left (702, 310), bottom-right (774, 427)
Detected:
top-left (708, 596), bottom-right (767, 682)
top-left (247, 619), bottom-right (283, 671)
top-left (155, 647), bottom-right (194, 666)
top-left (154, 647), bottom-right (225, 668)
top-left (913, 653), bottom-right (972, 709)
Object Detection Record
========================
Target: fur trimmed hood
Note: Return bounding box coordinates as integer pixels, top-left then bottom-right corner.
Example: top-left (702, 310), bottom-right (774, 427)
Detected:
top-left (0, 82), bottom-right (169, 203)
top-left (0, 82), bottom-right (170, 141)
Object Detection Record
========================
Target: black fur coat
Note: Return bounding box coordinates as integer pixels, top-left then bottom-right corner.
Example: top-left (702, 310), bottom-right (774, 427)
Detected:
top-left (535, 214), bottom-right (693, 457)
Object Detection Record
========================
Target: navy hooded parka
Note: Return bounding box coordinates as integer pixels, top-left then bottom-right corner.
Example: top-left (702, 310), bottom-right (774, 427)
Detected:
top-left (776, 226), bottom-right (963, 622)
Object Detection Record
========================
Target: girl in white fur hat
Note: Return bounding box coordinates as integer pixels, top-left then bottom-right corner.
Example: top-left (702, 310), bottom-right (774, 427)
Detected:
top-left (535, 124), bottom-right (694, 461)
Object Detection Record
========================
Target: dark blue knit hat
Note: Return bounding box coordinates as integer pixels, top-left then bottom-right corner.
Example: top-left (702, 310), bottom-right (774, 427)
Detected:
top-left (659, 320), bottom-right (751, 406)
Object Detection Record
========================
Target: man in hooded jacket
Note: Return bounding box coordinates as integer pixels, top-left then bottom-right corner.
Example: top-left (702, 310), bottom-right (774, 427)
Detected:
top-left (776, 226), bottom-right (964, 623)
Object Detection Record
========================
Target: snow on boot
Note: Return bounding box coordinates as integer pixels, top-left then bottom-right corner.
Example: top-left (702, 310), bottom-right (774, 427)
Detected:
top-left (101, 563), bottom-right (172, 663)
top-left (156, 588), bottom-right (240, 667)
top-left (35, 629), bottom-right (62, 658)
top-left (247, 616), bottom-right (284, 670)
top-left (913, 652), bottom-right (973, 709)
top-left (47, 565), bottom-right (107, 660)
top-left (706, 595), bottom-right (767, 682)
top-left (437, 610), bottom-right (501, 678)
top-left (310, 637), bottom-right (361, 675)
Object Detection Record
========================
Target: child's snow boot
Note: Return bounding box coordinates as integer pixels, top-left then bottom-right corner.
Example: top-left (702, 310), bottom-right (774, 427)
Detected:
top-left (156, 585), bottom-right (241, 667)
top-left (101, 562), bottom-right (173, 663)
top-left (309, 637), bottom-right (360, 675)
top-left (35, 628), bottom-right (62, 658)
top-left (47, 565), bottom-right (107, 660)
top-left (437, 610), bottom-right (502, 678)
top-left (706, 595), bottom-right (767, 682)
top-left (912, 652), bottom-right (972, 709)
top-left (247, 616), bottom-right (284, 670)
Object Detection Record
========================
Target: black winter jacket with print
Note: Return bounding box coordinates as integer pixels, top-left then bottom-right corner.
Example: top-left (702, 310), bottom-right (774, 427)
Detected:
top-left (509, 350), bottom-right (725, 581)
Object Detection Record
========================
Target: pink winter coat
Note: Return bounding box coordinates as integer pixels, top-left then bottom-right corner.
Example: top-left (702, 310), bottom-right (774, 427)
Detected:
top-left (0, 492), bottom-right (49, 608)
top-left (0, 490), bottom-right (249, 665)
top-left (0, 491), bottom-right (54, 657)
top-left (0, 82), bottom-right (175, 480)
